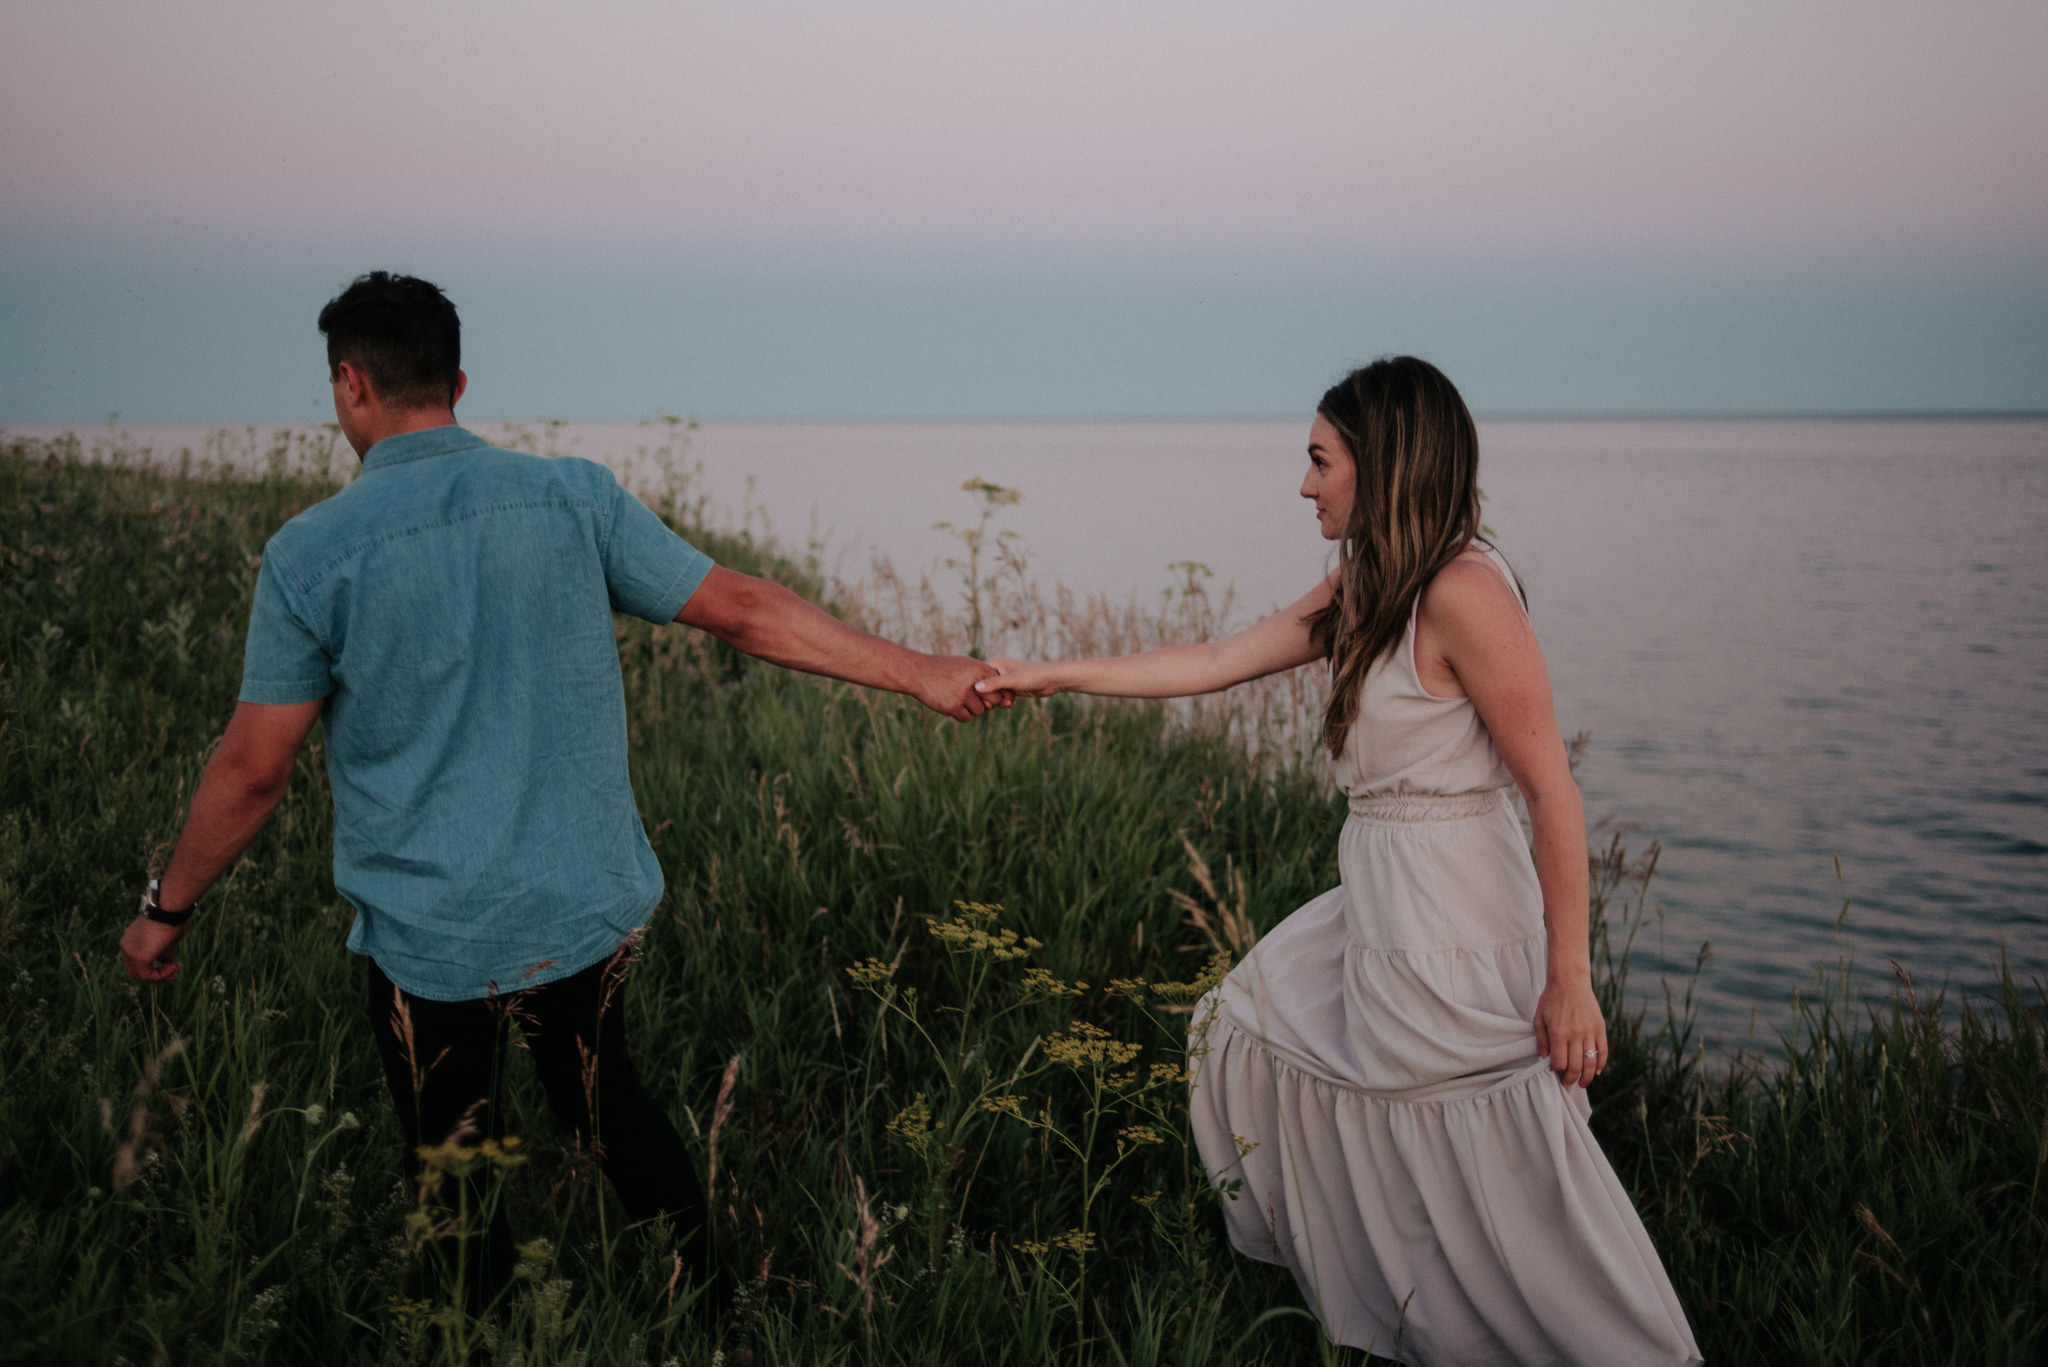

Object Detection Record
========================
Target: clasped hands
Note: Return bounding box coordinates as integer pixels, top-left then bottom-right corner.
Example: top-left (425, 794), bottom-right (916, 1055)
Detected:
top-left (917, 654), bottom-right (1058, 719)
top-left (913, 655), bottom-right (1019, 720)
top-left (904, 654), bottom-right (1075, 719)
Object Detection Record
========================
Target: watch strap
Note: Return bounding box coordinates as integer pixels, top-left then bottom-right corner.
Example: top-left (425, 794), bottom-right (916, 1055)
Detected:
top-left (141, 879), bottom-right (193, 927)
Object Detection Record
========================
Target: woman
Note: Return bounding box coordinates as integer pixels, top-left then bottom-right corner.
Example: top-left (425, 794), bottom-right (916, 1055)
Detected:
top-left (976, 358), bottom-right (1701, 1365)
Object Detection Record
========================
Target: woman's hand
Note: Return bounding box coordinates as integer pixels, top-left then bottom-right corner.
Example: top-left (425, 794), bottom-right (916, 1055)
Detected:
top-left (976, 657), bottom-right (1063, 700)
top-left (1534, 973), bottom-right (1608, 1088)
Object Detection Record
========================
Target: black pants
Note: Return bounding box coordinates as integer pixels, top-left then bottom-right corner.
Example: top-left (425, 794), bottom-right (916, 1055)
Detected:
top-left (364, 949), bottom-right (713, 1313)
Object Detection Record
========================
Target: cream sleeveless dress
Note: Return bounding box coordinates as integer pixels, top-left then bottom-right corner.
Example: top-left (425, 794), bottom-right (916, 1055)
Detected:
top-left (1189, 546), bottom-right (1701, 1366)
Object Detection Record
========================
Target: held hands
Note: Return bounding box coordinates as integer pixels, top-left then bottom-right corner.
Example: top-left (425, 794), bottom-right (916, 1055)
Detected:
top-left (1534, 973), bottom-right (1608, 1089)
top-left (974, 657), bottom-right (1058, 700)
top-left (120, 914), bottom-right (188, 985)
top-left (913, 654), bottom-right (1008, 720)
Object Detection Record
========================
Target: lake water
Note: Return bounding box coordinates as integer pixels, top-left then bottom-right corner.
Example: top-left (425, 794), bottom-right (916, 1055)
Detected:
top-left (13, 415), bottom-right (2045, 1050)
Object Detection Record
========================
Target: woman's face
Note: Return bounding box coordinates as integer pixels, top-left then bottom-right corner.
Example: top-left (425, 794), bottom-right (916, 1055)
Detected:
top-left (1301, 412), bottom-right (1356, 541)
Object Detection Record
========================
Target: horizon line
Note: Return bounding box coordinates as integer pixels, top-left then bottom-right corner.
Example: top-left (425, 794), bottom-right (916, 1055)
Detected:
top-left (5, 408), bottom-right (2048, 430)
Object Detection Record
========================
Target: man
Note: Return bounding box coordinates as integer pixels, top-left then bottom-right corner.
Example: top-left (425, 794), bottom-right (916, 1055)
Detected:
top-left (116, 271), bottom-right (995, 1313)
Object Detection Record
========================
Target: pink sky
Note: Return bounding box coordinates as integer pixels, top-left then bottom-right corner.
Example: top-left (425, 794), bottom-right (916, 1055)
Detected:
top-left (4, 2), bottom-right (2044, 418)
top-left (5, 0), bottom-right (2044, 256)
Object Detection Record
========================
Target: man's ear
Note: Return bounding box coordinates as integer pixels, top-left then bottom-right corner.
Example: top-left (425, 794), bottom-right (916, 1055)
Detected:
top-left (450, 369), bottom-right (468, 408)
top-left (335, 359), bottom-right (376, 412)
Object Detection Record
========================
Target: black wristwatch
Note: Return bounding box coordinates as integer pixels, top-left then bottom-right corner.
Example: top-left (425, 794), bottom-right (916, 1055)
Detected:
top-left (140, 879), bottom-right (193, 927)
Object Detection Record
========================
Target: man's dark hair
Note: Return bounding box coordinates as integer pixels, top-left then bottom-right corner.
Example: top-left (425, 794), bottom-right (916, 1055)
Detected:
top-left (317, 272), bottom-right (462, 411)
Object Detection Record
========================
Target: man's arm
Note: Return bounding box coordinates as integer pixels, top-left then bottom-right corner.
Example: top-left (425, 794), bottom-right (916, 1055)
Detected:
top-left (119, 699), bottom-right (324, 983)
top-left (676, 566), bottom-right (995, 720)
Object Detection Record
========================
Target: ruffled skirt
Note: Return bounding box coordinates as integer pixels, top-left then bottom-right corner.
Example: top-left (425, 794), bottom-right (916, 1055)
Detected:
top-left (1187, 791), bottom-right (1701, 1366)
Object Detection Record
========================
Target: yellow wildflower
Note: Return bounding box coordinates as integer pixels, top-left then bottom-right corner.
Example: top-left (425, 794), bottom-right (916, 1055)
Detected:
top-left (1149, 950), bottom-right (1234, 1002)
top-left (926, 901), bottom-right (1042, 961)
top-left (886, 1094), bottom-right (943, 1158)
top-left (1040, 1020), bottom-right (1141, 1071)
top-left (846, 957), bottom-right (897, 987)
top-left (1148, 1062), bottom-right (1189, 1087)
top-left (514, 1238), bottom-right (555, 1281)
top-left (1020, 966), bottom-right (1087, 999)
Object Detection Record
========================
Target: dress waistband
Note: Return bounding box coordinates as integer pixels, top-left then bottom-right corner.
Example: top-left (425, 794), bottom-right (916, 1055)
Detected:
top-left (1345, 788), bottom-right (1510, 822)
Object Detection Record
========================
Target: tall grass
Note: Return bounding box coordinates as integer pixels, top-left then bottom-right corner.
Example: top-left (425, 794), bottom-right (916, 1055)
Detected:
top-left (1, 427), bottom-right (2043, 1365)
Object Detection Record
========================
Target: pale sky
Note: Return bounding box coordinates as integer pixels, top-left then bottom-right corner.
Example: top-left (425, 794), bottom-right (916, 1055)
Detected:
top-left (3, 1), bottom-right (2044, 418)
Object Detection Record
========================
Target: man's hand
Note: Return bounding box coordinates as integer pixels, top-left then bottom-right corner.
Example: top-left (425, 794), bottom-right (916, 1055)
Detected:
top-left (912, 655), bottom-right (1003, 720)
top-left (120, 914), bottom-right (189, 984)
top-left (116, 698), bottom-right (321, 984)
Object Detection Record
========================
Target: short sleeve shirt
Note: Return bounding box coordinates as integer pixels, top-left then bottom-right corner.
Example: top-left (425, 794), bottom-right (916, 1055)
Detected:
top-left (239, 425), bottom-right (712, 1000)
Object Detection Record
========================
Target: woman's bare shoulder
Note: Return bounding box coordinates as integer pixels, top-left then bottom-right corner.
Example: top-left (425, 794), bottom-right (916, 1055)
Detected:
top-left (1418, 549), bottom-right (1524, 629)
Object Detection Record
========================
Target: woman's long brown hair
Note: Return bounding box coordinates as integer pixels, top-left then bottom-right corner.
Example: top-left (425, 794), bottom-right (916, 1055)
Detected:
top-left (1304, 357), bottom-right (1482, 757)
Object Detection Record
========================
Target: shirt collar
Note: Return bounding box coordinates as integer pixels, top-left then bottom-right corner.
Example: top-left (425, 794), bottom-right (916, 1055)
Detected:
top-left (359, 425), bottom-right (492, 473)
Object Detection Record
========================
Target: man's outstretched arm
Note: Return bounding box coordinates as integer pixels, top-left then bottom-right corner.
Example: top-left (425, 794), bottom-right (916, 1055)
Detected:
top-left (119, 699), bottom-right (324, 983)
top-left (677, 566), bottom-right (996, 720)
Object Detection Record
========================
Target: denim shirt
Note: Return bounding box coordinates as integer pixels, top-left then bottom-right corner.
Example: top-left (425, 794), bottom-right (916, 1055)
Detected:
top-left (238, 426), bottom-right (712, 1000)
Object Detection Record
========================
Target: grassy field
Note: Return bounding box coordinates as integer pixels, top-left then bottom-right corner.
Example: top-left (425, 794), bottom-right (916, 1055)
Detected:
top-left (1, 429), bottom-right (2043, 1365)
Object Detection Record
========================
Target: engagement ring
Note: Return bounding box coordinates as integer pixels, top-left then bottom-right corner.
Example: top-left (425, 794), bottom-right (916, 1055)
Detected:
top-left (1584, 1048), bottom-right (1599, 1058)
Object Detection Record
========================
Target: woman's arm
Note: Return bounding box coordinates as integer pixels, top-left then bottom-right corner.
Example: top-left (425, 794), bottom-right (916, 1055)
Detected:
top-left (978, 575), bottom-right (1334, 701)
top-left (1419, 557), bottom-right (1605, 1089)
